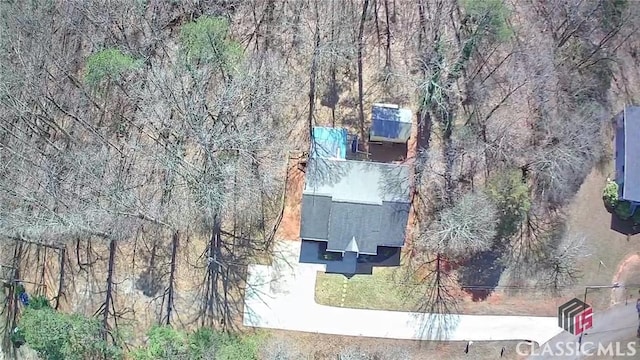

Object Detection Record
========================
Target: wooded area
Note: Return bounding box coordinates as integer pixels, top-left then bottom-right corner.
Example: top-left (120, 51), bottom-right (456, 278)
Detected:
top-left (1, 0), bottom-right (639, 358)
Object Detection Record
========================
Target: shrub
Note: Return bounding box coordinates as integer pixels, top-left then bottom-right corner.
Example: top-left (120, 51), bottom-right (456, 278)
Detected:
top-left (615, 200), bottom-right (633, 220)
top-left (10, 327), bottom-right (25, 348)
top-left (132, 326), bottom-right (259, 360)
top-left (632, 207), bottom-right (640, 225)
top-left (29, 295), bottom-right (51, 310)
top-left (19, 306), bottom-right (122, 360)
top-left (85, 48), bottom-right (138, 86)
top-left (188, 327), bottom-right (216, 359)
top-left (180, 16), bottom-right (242, 69)
top-left (486, 169), bottom-right (531, 239)
top-left (214, 331), bottom-right (259, 360)
top-left (462, 0), bottom-right (512, 41)
top-left (603, 180), bottom-right (619, 210)
top-left (131, 326), bottom-right (189, 360)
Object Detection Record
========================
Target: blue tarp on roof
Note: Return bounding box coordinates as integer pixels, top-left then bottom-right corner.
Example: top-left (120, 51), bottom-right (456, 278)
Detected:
top-left (310, 127), bottom-right (347, 159)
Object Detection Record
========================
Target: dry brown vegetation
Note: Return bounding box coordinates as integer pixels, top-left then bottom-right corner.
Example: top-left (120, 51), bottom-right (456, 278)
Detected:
top-left (1, 0), bottom-right (640, 359)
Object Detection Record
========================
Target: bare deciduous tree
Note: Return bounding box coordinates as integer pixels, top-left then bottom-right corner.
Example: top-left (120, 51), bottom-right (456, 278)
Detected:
top-left (537, 233), bottom-right (587, 294)
top-left (421, 191), bottom-right (498, 257)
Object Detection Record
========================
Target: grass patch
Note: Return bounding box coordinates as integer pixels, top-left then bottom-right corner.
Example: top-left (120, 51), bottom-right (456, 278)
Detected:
top-left (315, 267), bottom-right (561, 315)
top-left (315, 268), bottom-right (423, 311)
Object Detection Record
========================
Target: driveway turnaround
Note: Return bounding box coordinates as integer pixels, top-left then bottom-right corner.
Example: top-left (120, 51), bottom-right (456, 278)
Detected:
top-left (528, 299), bottom-right (639, 359)
top-left (243, 240), bottom-right (563, 344)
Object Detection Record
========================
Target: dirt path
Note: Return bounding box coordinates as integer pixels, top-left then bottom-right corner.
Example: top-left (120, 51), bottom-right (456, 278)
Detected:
top-left (274, 158), bottom-right (305, 241)
top-left (611, 252), bottom-right (640, 305)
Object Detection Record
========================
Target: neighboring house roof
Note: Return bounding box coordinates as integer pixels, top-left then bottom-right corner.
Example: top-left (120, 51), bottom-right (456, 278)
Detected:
top-left (300, 158), bottom-right (411, 255)
top-left (310, 126), bottom-right (348, 160)
top-left (370, 103), bottom-right (412, 143)
top-left (623, 106), bottom-right (640, 202)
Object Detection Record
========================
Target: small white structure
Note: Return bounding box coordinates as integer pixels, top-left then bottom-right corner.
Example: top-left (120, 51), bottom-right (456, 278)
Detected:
top-left (369, 103), bottom-right (412, 143)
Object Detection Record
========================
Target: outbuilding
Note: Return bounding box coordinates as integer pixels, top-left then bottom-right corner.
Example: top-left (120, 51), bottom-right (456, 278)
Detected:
top-left (369, 103), bottom-right (412, 144)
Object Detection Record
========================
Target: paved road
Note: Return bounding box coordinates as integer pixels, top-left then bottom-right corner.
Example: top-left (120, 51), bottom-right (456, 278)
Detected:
top-left (528, 302), bottom-right (640, 359)
top-left (243, 240), bottom-right (563, 344)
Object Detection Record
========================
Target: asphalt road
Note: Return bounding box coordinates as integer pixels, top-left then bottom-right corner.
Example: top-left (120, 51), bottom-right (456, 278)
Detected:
top-left (528, 301), bottom-right (640, 359)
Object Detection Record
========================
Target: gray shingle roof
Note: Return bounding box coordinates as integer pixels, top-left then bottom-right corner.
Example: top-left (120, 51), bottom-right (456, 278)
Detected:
top-left (623, 106), bottom-right (640, 202)
top-left (379, 201), bottom-right (412, 246)
top-left (303, 158), bottom-right (411, 203)
top-left (345, 237), bottom-right (359, 253)
top-left (300, 158), bottom-right (411, 255)
top-left (300, 195), bottom-right (331, 240)
top-left (327, 202), bottom-right (382, 254)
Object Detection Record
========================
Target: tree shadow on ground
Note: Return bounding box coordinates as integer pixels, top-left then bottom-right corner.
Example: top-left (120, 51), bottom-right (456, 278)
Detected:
top-left (457, 248), bottom-right (506, 301)
top-left (416, 111), bottom-right (432, 151)
top-left (610, 214), bottom-right (640, 235)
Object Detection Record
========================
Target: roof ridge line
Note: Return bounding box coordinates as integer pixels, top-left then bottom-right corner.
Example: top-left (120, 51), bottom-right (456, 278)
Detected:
top-left (331, 199), bottom-right (383, 205)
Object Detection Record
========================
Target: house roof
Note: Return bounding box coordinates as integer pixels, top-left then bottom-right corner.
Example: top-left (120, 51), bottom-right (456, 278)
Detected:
top-left (299, 240), bottom-right (374, 276)
top-left (370, 104), bottom-right (412, 143)
top-left (310, 126), bottom-right (347, 160)
top-left (300, 158), bottom-right (411, 255)
top-left (326, 251), bottom-right (358, 275)
top-left (325, 252), bottom-right (374, 276)
top-left (303, 158), bottom-right (411, 204)
top-left (372, 104), bottom-right (412, 124)
top-left (623, 106), bottom-right (640, 202)
top-left (345, 237), bottom-right (360, 253)
top-left (327, 202), bottom-right (387, 254)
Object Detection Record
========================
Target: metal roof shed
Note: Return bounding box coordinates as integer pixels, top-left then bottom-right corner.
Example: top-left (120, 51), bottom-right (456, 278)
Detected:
top-left (310, 126), bottom-right (348, 160)
top-left (369, 103), bottom-right (412, 143)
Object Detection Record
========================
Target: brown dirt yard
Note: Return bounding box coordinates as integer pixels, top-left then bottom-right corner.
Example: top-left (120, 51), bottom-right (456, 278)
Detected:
top-left (611, 253), bottom-right (640, 305)
top-left (274, 157), bottom-right (305, 242)
top-left (565, 164), bottom-right (640, 311)
top-left (262, 329), bottom-right (533, 360)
